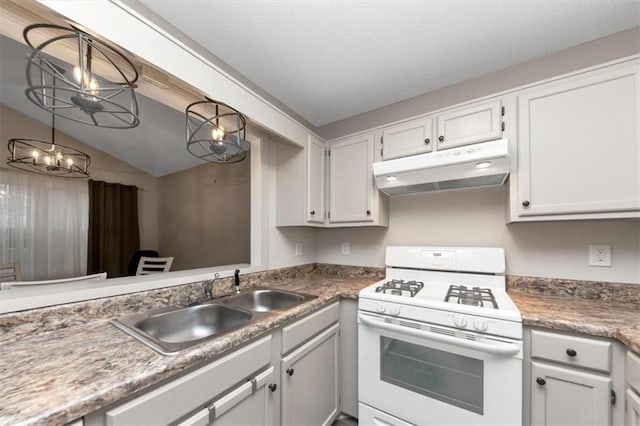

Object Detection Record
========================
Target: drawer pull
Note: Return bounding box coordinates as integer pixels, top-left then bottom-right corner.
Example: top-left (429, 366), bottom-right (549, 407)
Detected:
top-left (268, 383), bottom-right (277, 392)
top-left (424, 138), bottom-right (430, 144)
top-left (286, 368), bottom-right (294, 376)
top-left (566, 348), bottom-right (577, 357)
top-left (536, 377), bottom-right (546, 386)
top-left (438, 135), bottom-right (445, 142)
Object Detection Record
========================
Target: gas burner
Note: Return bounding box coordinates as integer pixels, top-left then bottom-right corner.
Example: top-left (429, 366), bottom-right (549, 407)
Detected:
top-left (376, 279), bottom-right (424, 297)
top-left (444, 285), bottom-right (498, 309)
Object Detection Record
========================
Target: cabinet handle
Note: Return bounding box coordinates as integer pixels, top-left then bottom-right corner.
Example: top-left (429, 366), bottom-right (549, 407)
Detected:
top-left (424, 138), bottom-right (430, 144)
top-left (310, 210), bottom-right (315, 215)
top-left (522, 200), bottom-right (530, 207)
top-left (268, 383), bottom-right (277, 392)
top-left (438, 135), bottom-right (445, 142)
top-left (286, 368), bottom-right (294, 376)
top-left (566, 348), bottom-right (577, 357)
top-left (536, 377), bottom-right (546, 386)
top-left (366, 210), bottom-right (371, 215)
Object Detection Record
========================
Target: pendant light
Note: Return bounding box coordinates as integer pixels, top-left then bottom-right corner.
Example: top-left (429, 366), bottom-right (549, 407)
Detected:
top-left (7, 112), bottom-right (91, 178)
top-left (186, 98), bottom-right (250, 164)
top-left (23, 23), bottom-right (140, 129)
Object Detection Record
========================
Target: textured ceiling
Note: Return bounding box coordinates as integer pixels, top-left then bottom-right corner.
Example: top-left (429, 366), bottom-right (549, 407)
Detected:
top-left (139, 0), bottom-right (640, 127)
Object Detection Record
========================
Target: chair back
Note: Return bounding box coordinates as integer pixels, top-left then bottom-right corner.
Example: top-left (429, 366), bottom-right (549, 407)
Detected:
top-left (136, 256), bottom-right (174, 275)
top-left (0, 263), bottom-right (21, 283)
top-left (128, 250), bottom-right (160, 276)
top-left (1, 272), bottom-right (107, 290)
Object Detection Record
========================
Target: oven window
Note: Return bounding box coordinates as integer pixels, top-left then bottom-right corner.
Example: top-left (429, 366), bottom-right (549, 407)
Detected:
top-left (380, 337), bottom-right (484, 415)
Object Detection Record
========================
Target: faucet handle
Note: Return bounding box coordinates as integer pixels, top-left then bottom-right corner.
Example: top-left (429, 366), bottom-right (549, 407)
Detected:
top-left (214, 273), bottom-right (220, 279)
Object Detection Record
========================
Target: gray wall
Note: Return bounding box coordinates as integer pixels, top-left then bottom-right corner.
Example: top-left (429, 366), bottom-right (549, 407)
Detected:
top-left (315, 27), bottom-right (640, 284)
top-left (318, 27), bottom-right (640, 140)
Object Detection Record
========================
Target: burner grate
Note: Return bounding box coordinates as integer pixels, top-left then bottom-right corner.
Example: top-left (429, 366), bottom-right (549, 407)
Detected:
top-left (444, 285), bottom-right (498, 309)
top-left (375, 279), bottom-right (424, 297)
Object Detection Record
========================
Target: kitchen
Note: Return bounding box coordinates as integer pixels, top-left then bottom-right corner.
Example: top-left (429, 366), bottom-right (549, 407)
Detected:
top-left (0, 1), bottom-right (639, 425)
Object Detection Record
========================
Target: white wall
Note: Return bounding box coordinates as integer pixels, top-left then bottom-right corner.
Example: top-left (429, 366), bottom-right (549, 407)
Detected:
top-left (316, 187), bottom-right (640, 284)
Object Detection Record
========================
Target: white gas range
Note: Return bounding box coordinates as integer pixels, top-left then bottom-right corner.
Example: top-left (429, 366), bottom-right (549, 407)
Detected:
top-left (358, 246), bottom-right (523, 426)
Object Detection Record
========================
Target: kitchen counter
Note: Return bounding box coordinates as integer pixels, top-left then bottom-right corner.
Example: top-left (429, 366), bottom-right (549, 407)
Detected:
top-left (1, 267), bottom-right (638, 425)
top-left (510, 290), bottom-right (640, 354)
top-left (0, 266), bottom-right (382, 426)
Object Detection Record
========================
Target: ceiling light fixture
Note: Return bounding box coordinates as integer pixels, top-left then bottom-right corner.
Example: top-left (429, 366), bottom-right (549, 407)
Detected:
top-left (185, 98), bottom-right (250, 164)
top-left (23, 23), bottom-right (140, 129)
top-left (7, 112), bottom-right (91, 178)
top-left (475, 161), bottom-right (492, 169)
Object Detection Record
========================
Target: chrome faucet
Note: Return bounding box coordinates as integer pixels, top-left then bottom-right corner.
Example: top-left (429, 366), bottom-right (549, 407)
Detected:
top-left (203, 273), bottom-right (220, 300)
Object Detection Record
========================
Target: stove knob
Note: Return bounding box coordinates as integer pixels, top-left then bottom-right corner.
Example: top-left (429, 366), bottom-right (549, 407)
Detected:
top-left (376, 303), bottom-right (387, 314)
top-left (473, 319), bottom-right (488, 332)
top-left (390, 305), bottom-right (401, 316)
top-left (453, 316), bottom-right (467, 328)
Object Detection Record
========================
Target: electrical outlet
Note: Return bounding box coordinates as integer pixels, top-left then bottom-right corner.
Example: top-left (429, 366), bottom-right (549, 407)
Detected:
top-left (341, 242), bottom-right (350, 255)
top-left (295, 243), bottom-right (302, 257)
top-left (589, 244), bottom-right (611, 267)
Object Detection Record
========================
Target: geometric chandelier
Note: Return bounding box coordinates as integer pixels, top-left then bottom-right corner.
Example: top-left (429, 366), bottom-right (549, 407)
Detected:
top-left (7, 113), bottom-right (91, 178)
top-left (23, 23), bottom-right (140, 129)
top-left (185, 97), bottom-right (250, 164)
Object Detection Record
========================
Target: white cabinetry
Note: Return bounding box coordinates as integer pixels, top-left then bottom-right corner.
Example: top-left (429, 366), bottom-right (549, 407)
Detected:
top-left (381, 116), bottom-right (434, 160)
top-left (627, 351), bottom-right (640, 425)
top-left (339, 300), bottom-right (358, 418)
top-left (328, 133), bottom-right (388, 226)
top-left (281, 323), bottom-right (340, 426)
top-left (177, 367), bottom-right (275, 426)
top-left (435, 99), bottom-right (503, 150)
top-left (511, 60), bottom-right (640, 221)
top-left (525, 328), bottom-right (625, 426)
top-left (276, 134), bottom-right (326, 226)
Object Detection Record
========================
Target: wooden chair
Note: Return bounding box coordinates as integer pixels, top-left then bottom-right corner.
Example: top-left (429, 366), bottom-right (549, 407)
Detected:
top-left (136, 256), bottom-right (174, 275)
top-left (0, 272), bottom-right (107, 290)
top-left (0, 263), bottom-right (22, 284)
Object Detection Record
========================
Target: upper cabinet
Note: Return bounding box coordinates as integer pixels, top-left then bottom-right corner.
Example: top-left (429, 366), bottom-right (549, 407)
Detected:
top-left (435, 99), bottom-right (504, 150)
top-left (381, 116), bottom-right (434, 160)
top-left (509, 60), bottom-right (640, 221)
top-left (306, 134), bottom-right (326, 223)
top-left (328, 133), bottom-right (388, 226)
top-left (276, 134), bottom-right (326, 227)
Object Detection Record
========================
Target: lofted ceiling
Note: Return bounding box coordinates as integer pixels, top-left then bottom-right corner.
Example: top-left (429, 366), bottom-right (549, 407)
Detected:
top-left (138, 0), bottom-right (640, 127)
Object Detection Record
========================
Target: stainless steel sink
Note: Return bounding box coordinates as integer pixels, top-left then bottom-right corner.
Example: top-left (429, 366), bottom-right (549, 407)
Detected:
top-left (112, 304), bottom-right (255, 355)
top-left (221, 288), bottom-right (316, 312)
top-left (112, 287), bottom-right (316, 355)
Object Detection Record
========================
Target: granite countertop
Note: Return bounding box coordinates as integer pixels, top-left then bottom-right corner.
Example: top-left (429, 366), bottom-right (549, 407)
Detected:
top-left (0, 267), bottom-right (381, 426)
top-left (1, 267), bottom-right (638, 426)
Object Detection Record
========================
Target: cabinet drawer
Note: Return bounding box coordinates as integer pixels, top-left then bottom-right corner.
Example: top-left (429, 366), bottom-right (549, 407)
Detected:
top-left (628, 351), bottom-right (640, 393)
top-left (282, 302), bottom-right (339, 354)
top-left (531, 329), bottom-right (611, 373)
top-left (105, 336), bottom-right (272, 426)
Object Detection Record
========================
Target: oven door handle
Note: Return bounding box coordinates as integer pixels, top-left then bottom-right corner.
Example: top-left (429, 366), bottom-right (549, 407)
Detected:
top-left (359, 314), bottom-right (521, 356)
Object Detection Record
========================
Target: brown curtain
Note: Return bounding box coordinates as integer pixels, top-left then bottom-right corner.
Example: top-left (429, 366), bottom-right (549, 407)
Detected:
top-left (87, 180), bottom-right (140, 278)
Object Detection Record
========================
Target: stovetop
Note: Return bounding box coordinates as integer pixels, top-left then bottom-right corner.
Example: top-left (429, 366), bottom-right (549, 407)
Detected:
top-left (445, 285), bottom-right (498, 309)
top-left (375, 279), bottom-right (424, 297)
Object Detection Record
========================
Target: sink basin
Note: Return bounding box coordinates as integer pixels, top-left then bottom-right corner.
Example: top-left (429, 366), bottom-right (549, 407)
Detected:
top-left (221, 288), bottom-right (315, 312)
top-left (112, 304), bottom-right (254, 355)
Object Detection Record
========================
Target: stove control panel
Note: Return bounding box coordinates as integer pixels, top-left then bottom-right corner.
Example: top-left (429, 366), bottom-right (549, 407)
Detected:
top-left (450, 314), bottom-right (494, 333)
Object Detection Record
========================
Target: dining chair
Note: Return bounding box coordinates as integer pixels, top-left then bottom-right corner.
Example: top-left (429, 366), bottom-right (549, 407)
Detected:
top-left (0, 272), bottom-right (107, 290)
top-left (135, 256), bottom-right (174, 275)
top-left (0, 263), bottom-right (22, 284)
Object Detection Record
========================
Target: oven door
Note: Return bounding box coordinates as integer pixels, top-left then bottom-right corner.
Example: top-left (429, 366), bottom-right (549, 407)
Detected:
top-left (358, 312), bottom-right (522, 426)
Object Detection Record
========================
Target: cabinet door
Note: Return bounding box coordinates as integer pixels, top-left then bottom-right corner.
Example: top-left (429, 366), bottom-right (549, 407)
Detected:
top-left (281, 323), bottom-right (339, 426)
top-left (517, 63), bottom-right (640, 216)
top-left (381, 116), bottom-right (434, 160)
top-left (307, 134), bottom-right (325, 223)
top-left (531, 361), bottom-right (611, 426)
top-left (436, 99), bottom-right (502, 149)
top-left (329, 133), bottom-right (374, 223)
top-left (178, 367), bottom-right (276, 426)
top-left (627, 389), bottom-right (640, 426)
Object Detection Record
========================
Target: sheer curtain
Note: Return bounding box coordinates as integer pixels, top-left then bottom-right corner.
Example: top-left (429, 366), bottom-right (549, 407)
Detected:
top-left (0, 169), bottom-right (88, 280)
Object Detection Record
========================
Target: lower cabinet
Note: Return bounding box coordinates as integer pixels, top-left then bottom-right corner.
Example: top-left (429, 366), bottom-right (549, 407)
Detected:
top-left (281, 323), bottom-right (340, 426)
top-left (531, 361), bottom-right (611, 425)
top-left (627, 351), bottom-right (640, 425)
top-left (178, 367), bottom-right (275, 426)
top-left (627, 389), bottom-right (640, 426)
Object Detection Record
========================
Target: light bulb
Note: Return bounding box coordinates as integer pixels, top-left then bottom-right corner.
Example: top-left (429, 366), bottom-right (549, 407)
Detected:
top-left (44, 156), bottom-right (51, 165)
top-left (32, 150), bottom-right (39, 158)
top-left (56, 152), bottom-right (63, 160)
top-left (385, 176), bottom-right (398, 182)
top-left (475, 161), bottom-right (491, 169)
top-left (72, 66), bottom-right (84, 83)
top-left (88, 78), bottom-right (99, 95)
top-left (66, 158), bottom-right (74, 167)
top-left (211, 125), bottom-right (225, 141)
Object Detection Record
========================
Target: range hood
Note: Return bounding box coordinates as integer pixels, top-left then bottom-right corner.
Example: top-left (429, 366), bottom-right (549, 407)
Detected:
top-left (373, 139), bottom-right (510, 195)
